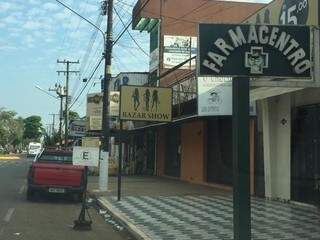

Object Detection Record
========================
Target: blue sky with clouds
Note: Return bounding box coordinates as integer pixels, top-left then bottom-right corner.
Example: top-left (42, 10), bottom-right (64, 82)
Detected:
top-left (0, 0), bottom-right (270, 127)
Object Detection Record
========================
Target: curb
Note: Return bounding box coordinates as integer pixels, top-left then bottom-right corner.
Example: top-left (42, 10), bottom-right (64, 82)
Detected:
top-left (0, 157), bottom-right (20, 160)
top-left (97, 197), bottom-right (152, 240)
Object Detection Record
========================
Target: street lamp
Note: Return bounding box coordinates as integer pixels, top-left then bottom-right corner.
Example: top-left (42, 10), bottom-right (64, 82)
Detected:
top-left (34, 85), bottom-right (58, 99)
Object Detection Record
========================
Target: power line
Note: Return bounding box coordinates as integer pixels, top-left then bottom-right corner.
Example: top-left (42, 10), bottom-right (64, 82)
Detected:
top-left (69, 57), bottom-right (104, 110)
top-left (114, 6), bottom-right (149, 57)
top-left (113, 0), bottom-right (152, 46)
top-left (71, 15), bottom-right (103, 96)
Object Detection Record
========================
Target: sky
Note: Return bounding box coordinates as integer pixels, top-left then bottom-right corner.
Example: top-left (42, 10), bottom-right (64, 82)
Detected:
top-left (0, 0), bottom-right (271, 128)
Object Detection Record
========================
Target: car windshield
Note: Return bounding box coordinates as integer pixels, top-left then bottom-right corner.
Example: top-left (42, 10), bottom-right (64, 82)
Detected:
top-left (38, 154), bottom-right (72, 163)
top-left (30, 145), bottom-right (40, 150)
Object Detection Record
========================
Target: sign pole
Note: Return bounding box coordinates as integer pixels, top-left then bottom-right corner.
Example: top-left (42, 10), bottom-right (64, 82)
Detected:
top-left (117, 120), bottom-right (123, 201)
top-left (232, 77), bottom-right (250, 240)
top-left (73, 166), bottom-right (92, 230)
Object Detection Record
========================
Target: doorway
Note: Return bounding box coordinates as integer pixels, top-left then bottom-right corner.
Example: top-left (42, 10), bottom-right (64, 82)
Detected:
top-left (292, 104), bottom-right (320, 205)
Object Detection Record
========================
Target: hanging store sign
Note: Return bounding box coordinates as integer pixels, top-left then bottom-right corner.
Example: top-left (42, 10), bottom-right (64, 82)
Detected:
top-left (198, 24), bottom-right (311, 78)
top-left (120, 85), bottom-right (172, 122)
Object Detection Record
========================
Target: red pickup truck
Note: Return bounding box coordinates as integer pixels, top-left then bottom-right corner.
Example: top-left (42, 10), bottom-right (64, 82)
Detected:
top-left (27, 149), bottom-right (86, 201)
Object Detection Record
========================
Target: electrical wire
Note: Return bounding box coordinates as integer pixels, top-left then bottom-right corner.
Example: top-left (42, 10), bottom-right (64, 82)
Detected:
top-left (114, 6), bottom-right (149, 57)
top-left (113, 0), bottom-right (151, 46)
top-left (69, 57), bottom-right (104, 110)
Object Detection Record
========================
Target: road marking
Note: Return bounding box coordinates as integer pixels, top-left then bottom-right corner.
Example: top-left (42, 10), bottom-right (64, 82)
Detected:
top-left (18, 185), bottom-right (25, 194)
top-left (3, 208), bottom-right (15, 223)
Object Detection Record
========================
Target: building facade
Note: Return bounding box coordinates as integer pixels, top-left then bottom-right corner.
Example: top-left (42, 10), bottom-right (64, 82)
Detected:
top-left (130, 0), bottom-right (265, 194)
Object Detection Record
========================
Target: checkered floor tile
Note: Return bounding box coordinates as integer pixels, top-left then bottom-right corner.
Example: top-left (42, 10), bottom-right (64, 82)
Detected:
top-left (108, 195), bottom-right (320, 240)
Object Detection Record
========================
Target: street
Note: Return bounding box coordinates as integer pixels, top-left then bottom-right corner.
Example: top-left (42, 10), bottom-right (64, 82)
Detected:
top-left (0, 155), bottom-right (133, 240)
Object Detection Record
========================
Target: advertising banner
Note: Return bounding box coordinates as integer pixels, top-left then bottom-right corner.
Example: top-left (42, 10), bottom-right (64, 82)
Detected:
top-left (86, 115), bottom-right (102, 131)
top-left (69, 120), bottom-right (86, 137)
top-left (198, 24), bottom-right (311, 78)
top-left (163, 35), bottom-right (197, 69)
top-left (86, 93), bottom-right (103, 117)
top-left (198, 77), bottom-right (232, 116)
top-left (82, 137), bottom-right (100, 148)
top-left (197, 77), bottom-right (256, 116)
top-left (244, 0), bottom-right (318, 25)
top-left (109, 91), bottom-right (120, 117)
top-left (120, 85), bottom-right (172, 122)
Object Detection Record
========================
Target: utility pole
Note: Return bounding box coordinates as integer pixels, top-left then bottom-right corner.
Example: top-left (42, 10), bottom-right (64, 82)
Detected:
top-left (100, 0), bottom-right (114, 192)
top-left (49, 114), bottom-right (57, 136)
top-left (50, 84), bottom-right (66, 148)
top-left (57, 59), bottom-right (79, 149)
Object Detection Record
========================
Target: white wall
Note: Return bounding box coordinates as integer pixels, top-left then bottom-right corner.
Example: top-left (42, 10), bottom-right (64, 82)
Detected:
top-left (262, 94), bottom-right (291, 200)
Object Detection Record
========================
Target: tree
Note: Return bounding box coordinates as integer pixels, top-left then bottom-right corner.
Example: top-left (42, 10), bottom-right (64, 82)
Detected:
top-left (44, 132), bottom-right (60, 147)
top-left (63, 110), bottom-right (80, 121)
top-left (0, 108), bottom-right (24, 151)
top-left (23, 116), bottom-right (43, 141)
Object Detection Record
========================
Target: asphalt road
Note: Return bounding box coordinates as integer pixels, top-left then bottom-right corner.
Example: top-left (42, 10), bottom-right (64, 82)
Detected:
top-left (0, 155), bottom-right (133, 240)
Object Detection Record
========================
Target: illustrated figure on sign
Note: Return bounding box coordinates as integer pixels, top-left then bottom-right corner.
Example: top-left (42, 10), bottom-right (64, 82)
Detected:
top-left (143, 89), bottom-right (151, 111)
top-left (208, 90), bottom-right (221, 104)
top-left (132, 88), bottom-right (140, 111)
top-left (151, 90), bottom-right (160, 111)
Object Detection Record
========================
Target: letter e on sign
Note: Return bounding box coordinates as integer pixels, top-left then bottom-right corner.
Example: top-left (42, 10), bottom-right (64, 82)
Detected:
top-left (72, 146), bottom-right (99, 167)
top-left (83, 151), bottom-right (89, 160)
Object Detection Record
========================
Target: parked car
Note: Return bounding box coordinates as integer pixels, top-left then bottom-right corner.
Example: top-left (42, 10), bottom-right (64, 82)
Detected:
top-left (27, 142), bottom-right (42, 157)
top-left (27, 149), bottom-right (86, 201)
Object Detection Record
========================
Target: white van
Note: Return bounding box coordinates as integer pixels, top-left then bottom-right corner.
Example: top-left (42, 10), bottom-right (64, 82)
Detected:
top-left (27, 142), bottom-right (42, 157)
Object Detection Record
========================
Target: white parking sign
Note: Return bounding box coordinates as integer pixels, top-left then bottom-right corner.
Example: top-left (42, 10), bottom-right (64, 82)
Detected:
top-left (72, 146), bottom-right (100, 167)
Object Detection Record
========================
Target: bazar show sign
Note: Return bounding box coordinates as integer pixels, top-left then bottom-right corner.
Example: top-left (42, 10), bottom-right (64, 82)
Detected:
top-left (120, 85), bottom-right (172, 122)
top-left (198, 23), bottom-right (311, 78)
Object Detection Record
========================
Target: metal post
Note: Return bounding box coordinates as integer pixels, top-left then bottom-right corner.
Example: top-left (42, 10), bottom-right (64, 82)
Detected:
top-left (100, 0), bottom-right (114, 191)
top-left (64, 61), bottom-right (70, 149)
top-left (117, 120), bottom-right (123, 201)
top-left (57, 59), bottom-right (79, 149)
top-left (232, 77), bottom-right (251, 240)
top-left (59, 94), bottom-right (63, 147)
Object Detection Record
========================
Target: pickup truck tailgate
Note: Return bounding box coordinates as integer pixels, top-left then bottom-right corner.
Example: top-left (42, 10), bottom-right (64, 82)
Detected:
top-left (32, 163), bottom-right (84, 187)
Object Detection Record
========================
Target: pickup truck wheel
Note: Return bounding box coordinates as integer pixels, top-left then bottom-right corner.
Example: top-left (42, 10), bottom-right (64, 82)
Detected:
top-left (26, 188), bottom-right (35, 201)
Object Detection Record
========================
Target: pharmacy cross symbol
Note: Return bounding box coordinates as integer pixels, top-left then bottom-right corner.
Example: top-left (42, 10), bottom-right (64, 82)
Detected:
top-left (245, 46), bottom-right (269, 74)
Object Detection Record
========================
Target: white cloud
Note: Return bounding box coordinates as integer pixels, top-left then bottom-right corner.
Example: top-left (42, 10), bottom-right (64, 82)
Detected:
top-left (43, 2), bottom-right (60, 11)
top-left (29, 0), bottom-right (41, 5)
top-left (23, 20), bottom-right (42, 30)
top-left (79, 2), bottom-right (99, 13)
top-left (0, 2), bottom-right (20, 12)
top-left (2, 15), bottom-right (21, 25)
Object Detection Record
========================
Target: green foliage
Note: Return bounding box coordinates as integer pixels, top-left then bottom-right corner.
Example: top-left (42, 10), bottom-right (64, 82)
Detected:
top-left (63, 110), bottom-right (80, 121)
top-left (23, 115), bottom-right (43, 141)
top-left (0, 108), bottom-right (24, 150)
top-left (44, 132), bottom-right (60, 147)
top-left (69, 111), bottom-right (80, 121)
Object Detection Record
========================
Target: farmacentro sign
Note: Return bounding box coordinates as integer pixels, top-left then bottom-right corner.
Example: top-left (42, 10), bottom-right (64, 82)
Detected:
top-left (198, 24), bottom-right (311, 78)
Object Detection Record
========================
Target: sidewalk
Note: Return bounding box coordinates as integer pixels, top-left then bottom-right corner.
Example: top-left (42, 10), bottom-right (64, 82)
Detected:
top-left (89, 176), bottom-right (320, 240)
